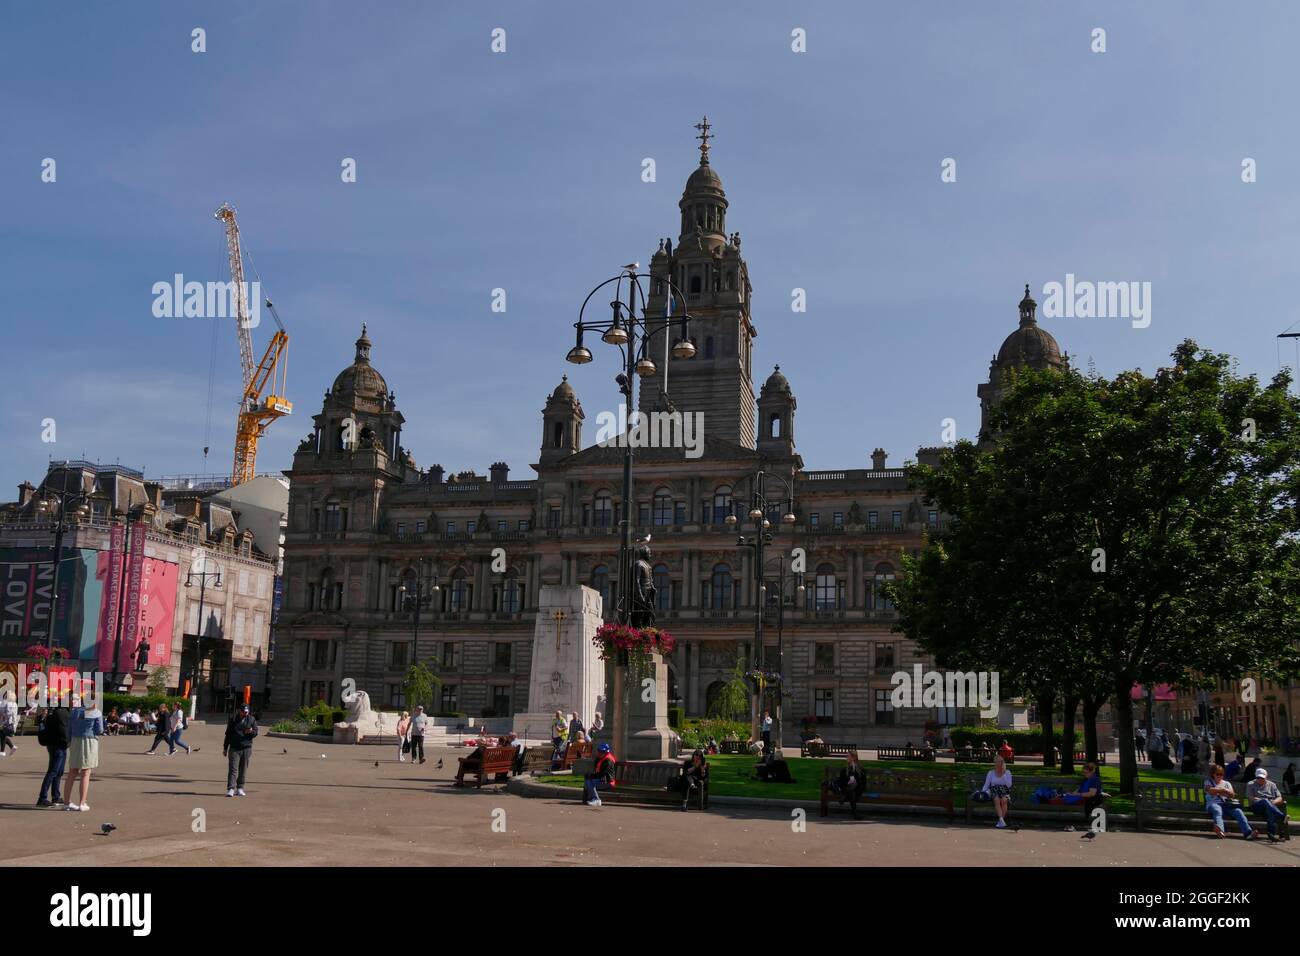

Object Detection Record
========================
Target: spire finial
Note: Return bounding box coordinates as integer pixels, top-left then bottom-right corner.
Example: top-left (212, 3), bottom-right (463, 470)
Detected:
top-left (694, 116), bottom-right (713, 165)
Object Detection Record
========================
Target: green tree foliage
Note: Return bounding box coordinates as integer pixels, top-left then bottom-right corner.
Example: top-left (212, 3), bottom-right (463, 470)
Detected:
top-left (146, 666), bottom-right (170, 696)
top-left (707, 660), bottom-right (751, 721)
top-left (894, 341), bottom-right (1300, 793)
top-left (402, 661), bottom-right (442, 712)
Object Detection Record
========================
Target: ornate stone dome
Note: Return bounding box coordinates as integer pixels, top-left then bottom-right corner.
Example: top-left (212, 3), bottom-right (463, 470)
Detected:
top-left (331, 325), bottom-right (388, 398)
top-left (761, 364), bottom-right (792, 395)
top-left (685, 162), bottom-right (724, 195)
top-left (995, 285), bottom-right (1064, 370)
top-left (550, 375), bottom-right (576, 401)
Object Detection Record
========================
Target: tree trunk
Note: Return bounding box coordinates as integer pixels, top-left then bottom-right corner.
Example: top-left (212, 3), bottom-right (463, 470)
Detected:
top-left (1059, 694), bottom-right (1080, 775)
top-left (1037, 691), bottom-right (1056, 768)
top-left (1082, 693), bottom-right (1105, 762)
top-left (1113, 677), bottom-right (1137, 795)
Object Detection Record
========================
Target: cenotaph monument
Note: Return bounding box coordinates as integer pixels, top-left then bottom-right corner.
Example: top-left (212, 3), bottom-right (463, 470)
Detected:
top-left (513, 584), bottom-right (605, 742)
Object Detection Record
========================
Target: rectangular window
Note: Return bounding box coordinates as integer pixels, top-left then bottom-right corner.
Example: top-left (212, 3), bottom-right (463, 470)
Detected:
top-left (639, 503), bottom-right (651, 525)
top-left (875, 689), bottom-right (895, 726)
top-left (875, 642), bottom-right (895, 670)
top-left (497, 520), bottom-right (507, 532)
top-left (809, 513), bottom-right (820, 528)
top-left (548, 507), bottom-right (561, 529)
top-left (324, 502), bottom-right (341, 531)
top-left (440, 684), bottom-right (459, 714)
top-left (467, 520), bottom-right (477, 534)
top-left (441, 642), bottom-right (460, 670)
top-left (927, 510), bottom-right (938, 528)
top-left (519, 519), bottom-right (530, 531)
top-left (415, 520), bottom-right (426, 534)
top-left (445, 521), bottom-right (456, 534)
top-left (868, 511), bottom-right (878, 528)
top-left (832, 512), bottom-right (844, 528)
top-left (814, 688), bottom-right (834, 722)
top-left (310, 640), bottom-right (331, 670)
top-left (387, 683), bottom-right (405, 708)
top-left (814, 642), bottom-right (835, 674)
top-left (396, 522), bottom-right (406, 540)
top-left (494, 642), bottom-right (512, 672)
top-left (390, 642), bottom-right (409, 668)
top-left (892, 510), bottom-right (902, 528)
top-left (490, 685), bottom-right (512, 717)
top-left (671, 503), bottom-right (683, 524)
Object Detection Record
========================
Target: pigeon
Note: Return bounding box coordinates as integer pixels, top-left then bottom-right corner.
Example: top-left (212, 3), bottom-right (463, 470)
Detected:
top-left (282, 748), bottom-right (288, 754)
top-left (435, 758), bottom-right (443, 769)
top-left (100, 823), bottom-right (116, 835)
top-left (1081, 830), bottom-right (1098, 840)
top-left (320, 754), bottom-right (327, 759)
top-left (374, 761), bottom-right (379, 767)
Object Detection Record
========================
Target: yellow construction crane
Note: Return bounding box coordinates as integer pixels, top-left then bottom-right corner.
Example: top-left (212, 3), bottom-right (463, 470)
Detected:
top-left (214, 202), bottom-right (292, 486)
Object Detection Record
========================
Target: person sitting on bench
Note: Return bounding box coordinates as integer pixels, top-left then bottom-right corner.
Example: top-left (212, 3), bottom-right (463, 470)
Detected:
top-left (583, 743), bottom-right (616, 807)
top-left (1205, 763), bottom-right (1255, 839)
top-left (1048, 762), bottom-right (1103, 809)
top-left (680, 749), bottom-right (709, 811)
top-left (831, 749), bottom-right (867, 819)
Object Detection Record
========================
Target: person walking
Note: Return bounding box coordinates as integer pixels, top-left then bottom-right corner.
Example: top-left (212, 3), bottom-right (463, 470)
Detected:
top-left (223, 703), bottom-right (258, 797)
top-left (0, 690), bottom-right (19, 755)
top-left (408, 705), bottom-right (428, 764)
top-left (170, 703), bottom-right (191, 754)
top-left (146, 702), bottom-right (173, 755)
top-left (36, 705), bottom-right (70, 807)
top-left (63, 695), bottom-right (104, 812)
top-left (396, 711), bottom-right (411, 762)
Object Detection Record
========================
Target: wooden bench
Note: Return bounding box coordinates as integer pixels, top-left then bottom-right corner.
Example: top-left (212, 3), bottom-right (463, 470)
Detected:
top-left (954, 748), bottom-right (996, 763)
top-left (588, 760), bottom-right (709, 810)
top-left (964, 772), bottom-right (1105, 825)
top-left (1069, 752), bottom-right (1106, 764)
top-left (453, 746), bottom-right (516, 788)
top-left (820, 766), bottom-right (954, 818)
top-left (800, 741), bottom-right (858, 758)
top-left (518, 746), bottom-right (552, 773)
top-left (1135, 780), bottom-right (1291, 839)
top-left (561, 740), bottom-right (592, 770)
top-left (719, 739), bottom-right (747, 754)
top-left (877, 746), bottom-right (937, 762)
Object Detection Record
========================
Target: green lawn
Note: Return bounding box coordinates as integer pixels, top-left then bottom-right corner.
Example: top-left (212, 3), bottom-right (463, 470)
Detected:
top-left (539, 755), bottom-right (1300, 820)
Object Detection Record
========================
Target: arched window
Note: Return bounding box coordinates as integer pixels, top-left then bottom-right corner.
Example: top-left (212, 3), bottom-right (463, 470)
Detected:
top-left (652, 488), bottom-right (673, 526)
top-left (704, 337), bottom-right (715, 359)
top-left (653, 563), bottom-right (671, 611)
top-left (769, 413), bottom-right (781, 438)
top-left (815, 563), bottom-right (838, 611)
top-left (709, 563), bottom-right (733, 609)
top-left (591, 564), bottom-right (611, 608)
top-left (552, 421), bottom-right (563, 448)
top-left (319, 567), bottom-right (340, 611)
top-left (593, 492), bottom-right (613, 527)
top-left (725, 271), bottom-right (736, 291)
top-left (874, 562), bottom-right (896, 610)
top-left (449, 568), bottom-right (470, 611)
top-left (711, 485), bottom-right (732, 525)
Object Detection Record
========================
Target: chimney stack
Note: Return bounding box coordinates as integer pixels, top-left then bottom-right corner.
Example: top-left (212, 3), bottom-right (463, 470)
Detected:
top-left (871, 448), bottom-right (888, 471)
top-left (490, 462), bottom-right (509, 484)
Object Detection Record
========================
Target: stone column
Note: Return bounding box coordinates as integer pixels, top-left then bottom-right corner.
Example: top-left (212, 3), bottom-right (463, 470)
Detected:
top-left (688, 641), bottom-right (701, 715)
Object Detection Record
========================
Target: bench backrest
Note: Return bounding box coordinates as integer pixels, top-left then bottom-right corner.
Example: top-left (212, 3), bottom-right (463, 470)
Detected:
top-left (825, 765), bottom-right (953, 795)
top-left (481, 746), bottom-right (517, 770)
top-left (614, 760), bottom-right (685, 788)
top-left (965, 772), bottom-right (1104, 805)
top-left (562, 741), bottom-right (592, 767)
top-left (1136, 779), bottom-right (1250, 810)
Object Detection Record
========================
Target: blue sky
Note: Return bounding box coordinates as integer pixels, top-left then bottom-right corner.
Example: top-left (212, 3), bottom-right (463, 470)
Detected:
top-left (4, 0), bottom-right (1299, 493)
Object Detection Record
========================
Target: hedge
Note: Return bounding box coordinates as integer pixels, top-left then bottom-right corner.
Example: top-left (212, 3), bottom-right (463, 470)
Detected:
top-left (949, 725), bottom-right (1081, 754)
top-left (100, 693), bottom-right (189, 715)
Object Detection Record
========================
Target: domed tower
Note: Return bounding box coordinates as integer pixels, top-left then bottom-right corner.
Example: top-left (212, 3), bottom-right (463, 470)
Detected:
top-left (640, 118), bottom-right (757, 448)
top-left (539, 375), bottom-right (584, 466)
top-left (757, 365), bottom-right (796, 458)
top-left (977, 285), bottom-right (1069, 441)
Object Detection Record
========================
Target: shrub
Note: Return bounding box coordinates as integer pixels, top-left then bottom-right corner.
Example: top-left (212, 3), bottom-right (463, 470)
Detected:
top-left (668, 707), bottom-right (684, 730)
top-left (296, 700), bottom-right (344, 727)
top-left (435, 711), bottom-right (466, 719)
top-left (270, 719), bottom-right (311, 734)
top-left (949, 726), bottom-right (1058, 754)
top-left (100, 692), bottom-right (188, 715)
top-left (681, 717), bottom-right (749, 750)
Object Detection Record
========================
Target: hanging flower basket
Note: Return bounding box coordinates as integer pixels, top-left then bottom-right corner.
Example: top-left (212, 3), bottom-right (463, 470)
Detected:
top-left (23, 644), bottom-right (69, 672)
top-left (593, 623), bottom-right (676, 673)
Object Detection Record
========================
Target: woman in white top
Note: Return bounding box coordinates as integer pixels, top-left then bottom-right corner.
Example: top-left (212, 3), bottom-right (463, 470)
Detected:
top-left (982, 754), bottom-right (1014, 828)
top-left (395, 711), bottom-right (411, 762)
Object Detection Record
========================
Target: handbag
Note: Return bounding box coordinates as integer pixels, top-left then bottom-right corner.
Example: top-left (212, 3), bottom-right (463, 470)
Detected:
top-left (402, 739), bottom-right (412, 754)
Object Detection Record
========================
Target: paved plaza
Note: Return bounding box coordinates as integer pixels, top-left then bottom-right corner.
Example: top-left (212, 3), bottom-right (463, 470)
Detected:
top-left (1, 722), bottom-right (1295, 867)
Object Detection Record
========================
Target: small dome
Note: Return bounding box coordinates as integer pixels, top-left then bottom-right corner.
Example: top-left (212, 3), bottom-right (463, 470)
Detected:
top-left (761, 364), bottom-right (791, 395)
top-left (550, 375), bottom-right (576, 401)
top-left (996, 324), bottom-right (1063, 369)
top-left (685, 163), bottom-right (723, 193)
top-left (331, 324), bottom-right (388, 398)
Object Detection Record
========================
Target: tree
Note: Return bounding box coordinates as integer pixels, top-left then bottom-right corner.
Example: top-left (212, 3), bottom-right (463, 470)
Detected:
top-left (402, 661), bottom-right (442, 712)
top-left (895, 341), bottom-right (1300, 793)
top-left (147, 666), bottom-right (170, 696)
top-left (708, 660), bottom-right (751, 721)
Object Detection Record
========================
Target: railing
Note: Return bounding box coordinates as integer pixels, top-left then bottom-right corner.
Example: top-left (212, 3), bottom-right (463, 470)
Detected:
top-left (801, 469), bottom-right (908, 481)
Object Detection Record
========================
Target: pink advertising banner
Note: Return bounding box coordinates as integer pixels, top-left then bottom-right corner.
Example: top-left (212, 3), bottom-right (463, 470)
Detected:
top-left (96, 524), bottom-right (177, 672)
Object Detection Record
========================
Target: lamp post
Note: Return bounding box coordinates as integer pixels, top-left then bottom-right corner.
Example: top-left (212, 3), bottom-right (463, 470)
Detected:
top-left (186, 553), bottom-right (222, 712)
top-left (398, 557), bottom-right (439, 668)
top-left (35, 487), bottom-right (92, 656)
top-left (565, 267), bottom-right (695, 625)
top-left (107, 507), bottom-right (140, 688)
top-left (727, 470), bottom-right (797, 756)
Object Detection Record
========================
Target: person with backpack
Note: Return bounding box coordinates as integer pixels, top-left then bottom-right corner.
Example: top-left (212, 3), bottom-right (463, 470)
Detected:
top-left (169, 703), bottom-right (191, 754)
top-left (146, 702), bottom-right (173, 755)
top-left (583, 742), bottom-right (617, 807)
top-left (36, 705), bottom-right (70, 807)
top-left (223, 704), bottom-right (258, 797)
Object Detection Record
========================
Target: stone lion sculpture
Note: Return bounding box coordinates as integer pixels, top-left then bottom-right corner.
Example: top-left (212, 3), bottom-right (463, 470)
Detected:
top-left (333, 689), bottom-right (400, 744)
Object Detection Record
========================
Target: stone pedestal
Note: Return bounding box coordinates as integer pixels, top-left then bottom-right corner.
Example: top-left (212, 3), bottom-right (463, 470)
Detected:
top-left (513, 585), bottom-right (605, 744)
top-left (603, 649), bottom-right (677, 761)
top-left (128, 671), bottom-right (151, 697)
